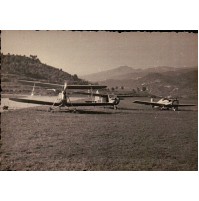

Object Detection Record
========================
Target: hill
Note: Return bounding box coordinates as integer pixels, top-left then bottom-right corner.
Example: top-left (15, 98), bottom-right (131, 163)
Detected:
top-left (134, 69), bottom-right (197, 98)
top-left (1, 53), bottom-right (89, 95)
top-left (1, 53), bottom-right (89, 84)
top-left (81, 65), bottom-right (179, 82)
top-left (99, 68), bottom-right (198, 98)
top-left (81, 66), bottom-right (140, 81)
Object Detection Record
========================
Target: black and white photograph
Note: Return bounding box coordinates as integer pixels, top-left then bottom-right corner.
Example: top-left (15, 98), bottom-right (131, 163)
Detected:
top-left (0, 30), bottom-right (197, 171)
top-left (0, 0), bottom-right (199, 200)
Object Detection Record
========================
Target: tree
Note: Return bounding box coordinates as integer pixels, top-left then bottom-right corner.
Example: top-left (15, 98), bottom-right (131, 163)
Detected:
top-left (30, 55), bottom-right (37, 60)
top-left (132, 89), bottom-right (136, 93)
top-left (142, 86), bottom-right (147, 91)
top-left (73, 74), bottom-right (78, 80)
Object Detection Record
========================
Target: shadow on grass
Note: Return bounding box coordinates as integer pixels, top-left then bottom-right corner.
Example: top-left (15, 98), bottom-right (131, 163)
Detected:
top-left (36, 108), bottom-right (115, 114)
top-left (118, 107), bottom-right (197, 112)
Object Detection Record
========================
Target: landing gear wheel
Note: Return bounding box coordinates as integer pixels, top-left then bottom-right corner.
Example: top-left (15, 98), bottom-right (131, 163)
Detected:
top-left (173, 107), bottom-right (178, 111)
top-left (114, 105), bottom-right (118, 110)
top-left (48, 107), bottom-right (53, 112)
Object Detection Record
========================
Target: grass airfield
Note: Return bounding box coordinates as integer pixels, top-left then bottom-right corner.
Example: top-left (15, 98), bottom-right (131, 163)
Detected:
top-left (0, 97), bottom-right (198, 170)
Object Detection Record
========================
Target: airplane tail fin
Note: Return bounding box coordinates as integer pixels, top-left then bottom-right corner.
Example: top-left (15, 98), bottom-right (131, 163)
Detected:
top-left (94, 90), bottom-right (102, 102)
top-left (31, 83), bottom-right (35, 96)
top-left (64, 81), bottom-right (67, 91)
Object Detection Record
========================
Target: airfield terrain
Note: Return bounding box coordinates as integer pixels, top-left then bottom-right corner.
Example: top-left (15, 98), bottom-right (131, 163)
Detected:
top-left (0, 98), bottom-right (198, 171)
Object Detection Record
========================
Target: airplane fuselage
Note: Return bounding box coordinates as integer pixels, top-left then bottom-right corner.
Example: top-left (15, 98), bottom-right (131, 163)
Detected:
top-left (152, 98), bottom-right (179, 111)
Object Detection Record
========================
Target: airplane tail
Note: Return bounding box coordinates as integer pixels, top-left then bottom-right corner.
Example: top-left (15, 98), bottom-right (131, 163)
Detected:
top-left (31, 83), bottom-right (35, 96)
top-left (94, 90), bottom-right (103, 103)
top-left (64, 81), bottom-right (67, 91)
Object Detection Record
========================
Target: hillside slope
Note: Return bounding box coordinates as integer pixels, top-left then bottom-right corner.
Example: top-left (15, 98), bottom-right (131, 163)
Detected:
top-left (1, 53), bottom-right (89, 84)
top-left (81, 66), bottom-right (140, 81)
top-left (100, 69), bottom-right (198, 98)
top-left (1, 54), bottom-right (89, 95)
top-left (81, 66), bottom-right (179, 82)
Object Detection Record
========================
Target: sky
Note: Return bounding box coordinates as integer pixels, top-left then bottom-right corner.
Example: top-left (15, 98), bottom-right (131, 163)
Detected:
top-left (1, 31), bottom-right (198, 76)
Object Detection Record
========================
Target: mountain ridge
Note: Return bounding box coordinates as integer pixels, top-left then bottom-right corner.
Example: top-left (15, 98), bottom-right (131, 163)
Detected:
top-left (81, 65), bottom-right (196, 82)
top-left (99, 69), bottom-right (197, 98)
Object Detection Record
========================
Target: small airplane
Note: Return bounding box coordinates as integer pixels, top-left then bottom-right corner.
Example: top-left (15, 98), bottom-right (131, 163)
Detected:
top-left (133, 97), bottom-right (196, 111)
top-left (9, 80), bottom-right (121, 111)
top-left (73, 90), bottom-right (139, 109)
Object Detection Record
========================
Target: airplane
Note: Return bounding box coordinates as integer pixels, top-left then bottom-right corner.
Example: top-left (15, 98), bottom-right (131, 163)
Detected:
top-left (9, 80), bottom-right (121, 111)
top-left (73, 89), bottom-right (144, 109)
top-left (133, 97), bottom-right (196, 111)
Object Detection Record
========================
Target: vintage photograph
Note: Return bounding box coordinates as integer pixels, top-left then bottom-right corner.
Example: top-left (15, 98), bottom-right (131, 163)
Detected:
top-left (0, 30), bottom-right (198, 170)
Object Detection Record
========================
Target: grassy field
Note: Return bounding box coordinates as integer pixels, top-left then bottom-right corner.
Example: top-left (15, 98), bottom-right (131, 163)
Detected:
top-left (0, 98), bottom-right (198, 170)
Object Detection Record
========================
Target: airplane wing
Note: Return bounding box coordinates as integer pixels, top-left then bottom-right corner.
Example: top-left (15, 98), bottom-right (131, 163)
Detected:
top-left (9, 98), bottom-right (117, 107)
top-left (117, 95), bottom-right (140, 99)
top-left (67, 85), bottom-right (107, 89)
top-left (73, 91), bottom-right (108, 97)
top-left (9, 97), bottom-right (62, 106)
top-left (74, 92), bottom-right (139, 98)
top-left (18, 80), bottom-right (107, 90)
top-left (133, 100), bottom-right (164, 106)
top-left (65, 102), bottom-right (116, 107)
top-left (175, 104), bottom-right (196, 107)
top-left (18, 80), bottom-right (63, 89)
top-left (133, 100), bottom-right (196, 107)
